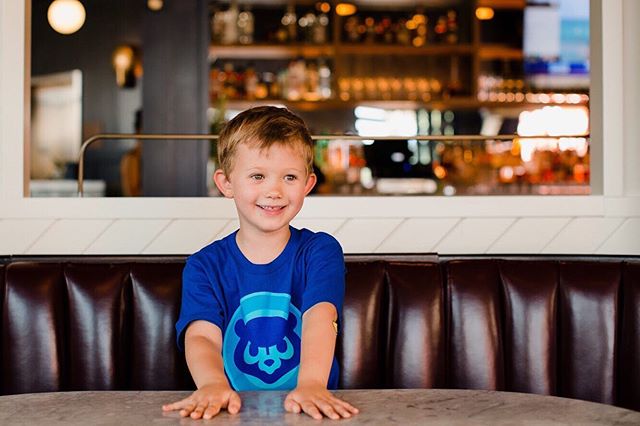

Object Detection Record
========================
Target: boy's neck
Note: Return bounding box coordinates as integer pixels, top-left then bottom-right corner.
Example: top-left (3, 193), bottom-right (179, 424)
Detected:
top-left (235, 226), bottom-right (291, 265)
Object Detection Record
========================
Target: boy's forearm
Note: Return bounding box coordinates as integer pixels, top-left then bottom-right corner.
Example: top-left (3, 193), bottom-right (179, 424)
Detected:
top-left (297, 302), bottom-right (337, 387)
top-left (186, 334), bottom-right (230, 389)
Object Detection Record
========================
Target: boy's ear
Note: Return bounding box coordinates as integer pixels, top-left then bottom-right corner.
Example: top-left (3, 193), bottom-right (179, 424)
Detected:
top-left (304, 173), bottom-right (317, 196)
top-left (213, 169), bottom-right (234, 198)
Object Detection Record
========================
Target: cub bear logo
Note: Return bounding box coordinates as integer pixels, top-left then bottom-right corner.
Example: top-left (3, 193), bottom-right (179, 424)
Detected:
top-left (223, 292), bottom-right (302, 390)
top-left (234, 314), bottom-right (300, 382)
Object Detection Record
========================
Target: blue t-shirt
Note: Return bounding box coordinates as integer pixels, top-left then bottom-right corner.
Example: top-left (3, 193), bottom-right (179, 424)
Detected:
top-left (176, 226), bottom-right (345, 391)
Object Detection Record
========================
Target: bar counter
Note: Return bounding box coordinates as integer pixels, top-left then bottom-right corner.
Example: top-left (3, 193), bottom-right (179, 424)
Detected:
top-left (1, 389), bottom-right (639, 425)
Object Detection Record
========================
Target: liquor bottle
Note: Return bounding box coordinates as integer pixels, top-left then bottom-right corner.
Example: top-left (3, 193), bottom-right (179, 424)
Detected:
top-left (299, 12), bottom-right (317, 43)
top-left (304, 61), bottom-right (321, 101)
top-left (287, 58), bottom-right (306, 100)
top-left (396, 19), bottom-right (411, 45)
top-left (434, 15), bottom-right (447, 43)
top-left (244, 65), bottom-right (258, 100)
top-left (412, 11), bottom-right (427, 47)
top-left (318, 59), bottom-right (332, 99)
top-left (238, 5), bottom-right (254, 45)
top-left (210, 5), bottom-right (224, 44)
top-left (381, 17), bottom-right (393, 44)
top-left (364, 17), bottom-right (376, 43)
top-left (254, 76), bottom-right (269, 100)
top-left (314, 10), bottom-right (329, 44)
top-left (282, 4), bottom-right (297, 42)
top-left (221, 0), bottom-right (239, 45)
top-left (262, 71), bottom-right (278, 98)
top-left (209, 66), bottom-right (222, 101)
top-left (446, 10), bottom-right (458, 44)
top-left (446, 57), bottom-right (463, 97)
top-left (344, 16), bottom-right (360, 43)
top-left (223, 62), bottom-right (239, 98)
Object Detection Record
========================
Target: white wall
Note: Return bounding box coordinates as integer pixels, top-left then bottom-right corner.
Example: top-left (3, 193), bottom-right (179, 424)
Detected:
top-left (1, 0), bottom-right (638, 255)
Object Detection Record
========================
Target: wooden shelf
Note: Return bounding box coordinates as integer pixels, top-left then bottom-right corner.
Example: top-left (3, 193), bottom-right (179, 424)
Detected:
top-left (335, 44), bottom-right (475, 56)
top-left (476, 0), bottom-right (526, 9)
top-left (478, 45), bottom-right (523, 60)
top-left (209, 44), bottom-right (335, 60)
top-left (217, 96), bottom-right (587, 112)
top-left (209, 43), bottom-right (475, 60)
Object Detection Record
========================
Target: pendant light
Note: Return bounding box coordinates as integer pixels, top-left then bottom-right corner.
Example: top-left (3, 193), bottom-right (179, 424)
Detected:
top-left (47, 0), bottom-right (86, 35)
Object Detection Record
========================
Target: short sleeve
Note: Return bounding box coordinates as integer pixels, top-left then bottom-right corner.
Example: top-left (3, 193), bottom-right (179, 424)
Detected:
top-left (301, 233), bottom-right (345, 319)
top-left (175, 255), bottom-right (225, 351)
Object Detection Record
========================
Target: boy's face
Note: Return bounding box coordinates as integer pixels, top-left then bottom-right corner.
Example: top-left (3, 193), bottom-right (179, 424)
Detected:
top-left (214, 142), bottom-right (316, 237)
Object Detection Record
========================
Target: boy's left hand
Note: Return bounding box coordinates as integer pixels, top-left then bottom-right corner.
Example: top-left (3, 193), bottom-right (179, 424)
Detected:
top-left (284, 383), bottom-right (359, 420)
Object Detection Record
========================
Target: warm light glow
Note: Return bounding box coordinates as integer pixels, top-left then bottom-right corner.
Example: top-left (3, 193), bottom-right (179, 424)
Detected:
top-left (336, 3), bottom-right (357, 16)
top-left (516, 106), bottom-right (590, 161)
top-left (147, 0), bottom-right (164, 11)
top-left (434, 165), bottom-right (447, 179)
top-left (412, 14), bottom-right (426, 24)
top-left (47, 0), bottom-right (86, 35)
top-left (112, 46), bottom-right (135, 87)
top-left (355, 109), bottom-right (417, 137)
top-left (475, 7), bottom-right (495, 20)
top-left (319, 2), bottom-right (331, 13)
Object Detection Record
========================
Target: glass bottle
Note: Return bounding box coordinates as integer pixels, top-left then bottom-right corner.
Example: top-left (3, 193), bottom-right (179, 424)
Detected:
top-left (318, 59), bottom-right (332, 99)
top-left (446, 10), bottom-right (459, 44)
top-left (314, 11), bottom-right (329, 44)
top-left (282, 4), bottom-right (298, 42)
top-left (238, 5), bottom-right (254, 45)
top-left (221, 0), bottom-right (239, 45)
top-left (244, 65), bottom-right (258, 100)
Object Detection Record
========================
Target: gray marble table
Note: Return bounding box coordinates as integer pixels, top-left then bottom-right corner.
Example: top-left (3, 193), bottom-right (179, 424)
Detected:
top-left (0, 389), bottom-right (638, 425)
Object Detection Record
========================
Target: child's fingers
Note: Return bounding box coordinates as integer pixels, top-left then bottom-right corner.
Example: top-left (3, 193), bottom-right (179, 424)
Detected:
top-left (300, 401), bottom-right (324, 420)
top-left (162, 397), bottom-right (191, 411)
top-left (314, 399), bottom-right (340, 420)
top-left (284, 397), bottom-right (301, 414)
top-left (327, 399), bottom-right (353, 418)
top-left (202, 403), bottom-right (221, 420)
top-left (178, 403), bottom-right (196, 418)
top-left (330, 396), bottom-right (359, 414)
top-left (189, 402), bottom-right (207, 419)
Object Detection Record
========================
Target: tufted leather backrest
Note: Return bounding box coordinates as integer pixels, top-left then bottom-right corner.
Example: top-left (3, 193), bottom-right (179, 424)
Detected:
top-left (1, 255), bottom-right (638, 412)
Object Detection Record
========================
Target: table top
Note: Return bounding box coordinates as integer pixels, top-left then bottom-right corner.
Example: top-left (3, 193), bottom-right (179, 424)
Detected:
top-left (0, 389), bottom-right (638, 425)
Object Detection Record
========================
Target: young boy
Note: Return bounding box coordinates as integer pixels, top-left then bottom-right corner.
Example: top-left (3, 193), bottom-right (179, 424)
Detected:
top-left (162, 106), bottom-right (358, 420)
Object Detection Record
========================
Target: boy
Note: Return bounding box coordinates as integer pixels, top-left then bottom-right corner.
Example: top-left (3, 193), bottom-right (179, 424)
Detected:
top-left (162, 106), bottom-right (358, 420)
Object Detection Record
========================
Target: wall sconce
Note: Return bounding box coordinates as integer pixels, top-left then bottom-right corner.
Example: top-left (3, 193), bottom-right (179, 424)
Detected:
top-left (112, 45), bottom-right (139, 88)
top-left (47, 0), bottom-right (86, 35)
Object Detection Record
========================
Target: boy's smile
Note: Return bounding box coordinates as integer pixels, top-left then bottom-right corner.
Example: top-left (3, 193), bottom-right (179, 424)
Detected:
top-left (214, 142), bottom-right (316, 240)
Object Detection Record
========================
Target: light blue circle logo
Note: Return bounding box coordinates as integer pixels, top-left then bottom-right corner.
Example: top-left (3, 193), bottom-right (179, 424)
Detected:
top-left (223, 292), bottom-right (302, 390)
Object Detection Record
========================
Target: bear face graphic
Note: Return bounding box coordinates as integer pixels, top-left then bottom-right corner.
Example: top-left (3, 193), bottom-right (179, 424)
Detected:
top-left (232, 313), bottom-right (301, 384)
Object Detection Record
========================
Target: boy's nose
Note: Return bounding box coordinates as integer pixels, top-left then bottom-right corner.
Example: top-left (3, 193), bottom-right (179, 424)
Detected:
top-left (265, 179), bottom-right (282, 198)
top-left (265, 189), bottom-right (281, 198)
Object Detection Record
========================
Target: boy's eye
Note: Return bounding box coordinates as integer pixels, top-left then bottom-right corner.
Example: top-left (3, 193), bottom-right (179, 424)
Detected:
top-left (284, 175), bottom-right (297, 181)
top-left (250, 174), bottom-right (264, 181)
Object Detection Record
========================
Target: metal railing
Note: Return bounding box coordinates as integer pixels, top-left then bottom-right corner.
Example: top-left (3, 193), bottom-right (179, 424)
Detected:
top-left (77, 133), bottom-right (591, 197)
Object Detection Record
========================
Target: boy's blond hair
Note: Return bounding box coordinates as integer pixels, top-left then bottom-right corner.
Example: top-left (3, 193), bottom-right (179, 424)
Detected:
top-left (217, 106), bottom-right (314, 176)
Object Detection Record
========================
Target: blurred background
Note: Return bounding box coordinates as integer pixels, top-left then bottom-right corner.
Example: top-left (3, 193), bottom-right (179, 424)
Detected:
top-left (29, 0), bottom-right (590, 197)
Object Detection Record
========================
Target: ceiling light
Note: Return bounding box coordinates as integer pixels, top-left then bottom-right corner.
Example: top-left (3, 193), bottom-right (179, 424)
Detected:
top-left (147, 0), bottom-right (164, 12)
top-left (47, 0), bottom-right (86, 35)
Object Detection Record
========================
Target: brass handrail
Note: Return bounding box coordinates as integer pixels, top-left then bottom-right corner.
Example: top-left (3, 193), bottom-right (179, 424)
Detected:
top-left (77, 133), bottom-right (591, 197)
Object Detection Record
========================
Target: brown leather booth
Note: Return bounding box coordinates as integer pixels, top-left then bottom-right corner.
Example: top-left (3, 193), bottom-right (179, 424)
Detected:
top-left (1, 255), bottom-right (638, 412)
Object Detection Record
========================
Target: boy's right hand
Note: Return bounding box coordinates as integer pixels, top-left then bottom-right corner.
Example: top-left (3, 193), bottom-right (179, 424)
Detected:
top-left (162, 383), bottom-right (242, 419)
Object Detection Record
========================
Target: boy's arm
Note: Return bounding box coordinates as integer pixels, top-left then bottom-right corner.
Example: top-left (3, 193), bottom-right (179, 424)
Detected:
top-left (284, 302), bottom-right (359, 420)
top-left (162, 321), bottom-right (241, 419)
